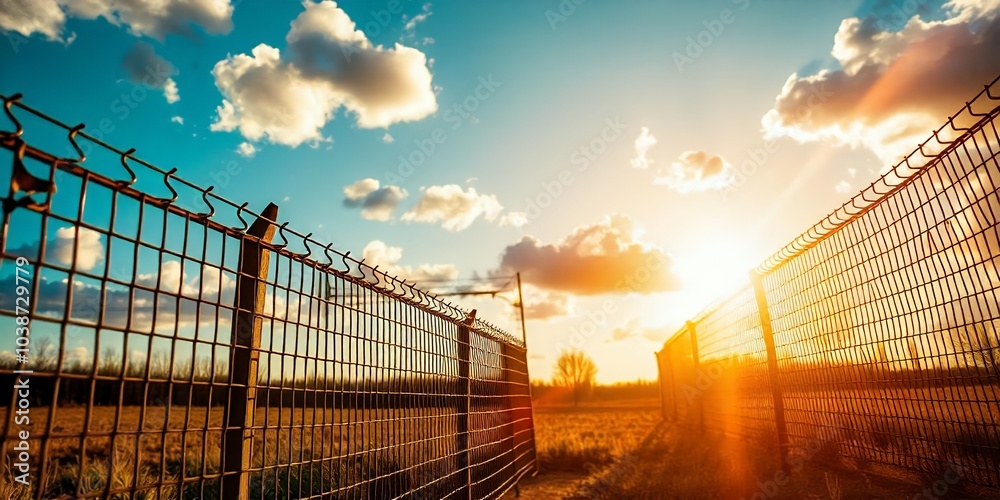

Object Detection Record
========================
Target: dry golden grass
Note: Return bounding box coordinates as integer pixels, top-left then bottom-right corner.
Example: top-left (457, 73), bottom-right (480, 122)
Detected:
top-left (509, 400), bottom-right (660, 499)
top-left (0, 405), bottom-right (507, 498)
top-left (532, 402), bottom-right (659, 473)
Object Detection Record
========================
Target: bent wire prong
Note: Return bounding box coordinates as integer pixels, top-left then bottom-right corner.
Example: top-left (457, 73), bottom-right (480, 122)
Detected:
top-left (149, 167), bottom-right (179, 207)
top-left (194, 186), bottom-right (216, 220)
top-left (236, 202), bottom-right (250, 233)
top-left (64, 124), bottom-right (86, 163)
top-left (274, 222), bottom-right (290, 249)
top-left (1, 93), bottom-right (24, 138)
top-left (118, 148), bottom-right (138, 187)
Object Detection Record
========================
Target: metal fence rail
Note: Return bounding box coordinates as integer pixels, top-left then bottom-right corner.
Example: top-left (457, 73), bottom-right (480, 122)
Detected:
top-left (0, 93), bottom-right (536, 499)
top-left (657, 75), bottom-right (1000, 488)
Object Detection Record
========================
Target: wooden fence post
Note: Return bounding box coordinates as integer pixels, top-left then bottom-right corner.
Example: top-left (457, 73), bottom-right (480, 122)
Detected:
top-left (750, 270), bottom-right (790, 471)
top-left (687, 321), bottom-right (703, 432)
top-left (457, 310), bottom-right (475, 499)
top-left (222, 203), bottom-right (278, 499)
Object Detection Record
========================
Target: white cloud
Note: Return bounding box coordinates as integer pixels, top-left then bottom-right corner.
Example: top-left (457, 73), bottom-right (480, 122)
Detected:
top-left (835, 180), bottom-right (852, 193)
top-left (51, 227), bottom-right (104, 271)
top-left (401, 3), bottom-right (432, 41)
top-left (0, 0), bottom-right (235, 42)
top-left (210, 1), bottom-right (437, 147)
top-left (382, 132), bottom-right (394, 143)
top-left (236, 141), bottom-right (257, 158)
top-left (630, 127), bottom-right (657, 169)
top-left (499, 211), bottom-right (528, 228)
top-left (210, 44), bottom-right (342, 147)
top-left (762, 0), bottom-right (1000, 163)
top-left (136, 260), bottom-right (234, 300)
top-left (655, 150), bottom-right (735, 193)
top-left (342, 178), bottom-right (408, 221)
top-left (163, 78), bottom-right (180, 103)
top-left (171, 116), bottom-right (184, 124)
top-left (362, 240), bottom-right (458, 283)
top-left (401, 185), bottom-right (502, 231)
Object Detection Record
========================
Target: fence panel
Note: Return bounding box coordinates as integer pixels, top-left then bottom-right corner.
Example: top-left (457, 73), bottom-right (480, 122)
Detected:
top-left (0, 94), bottom-right (536, 499)
top-left (657, 76), bottom-right (1000, 488)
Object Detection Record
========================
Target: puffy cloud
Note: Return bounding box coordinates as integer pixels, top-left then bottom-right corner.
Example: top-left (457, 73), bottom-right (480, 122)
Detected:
top-left (236, 141), bottom-right (257, 157)
top-left (342, 178), bottom-right (408, 221)
top-left (630, 127), bottom-right (658, 169)
top-left (210, 44), bottom-right (342, 147)
top-left (0, 0), bottom-right (65, 40)
top-left (835, 180), bottom-right (852, 193)
top-left (0, 0), bottom-right (234, 42)
top-left (496, 214), bottom-right (680, 295)
top-left (211, 1), bottom-right (437, 146)
top-left (521, 290), bottom-right (572, 320)
top-left (362, 240), bottom-right (458, 283)
top-left (171, 116), bottom-right (184, 124)
top-left (136, 260), bottom-right (235, 301)
top-left (499, 211), bottom-right (528, 228)
top-left (8, 228), bottom-right (104, 271)
top-left (122, 42), bottom-right (179, 103)
top-left (762, 0), bottom-right (1000, 163)
top-left (655, 150), bottom-right (734, 193)
top-left (163, 78), bottom-right (180, 103)
top-left (401, 185), bottom-right (502, 231)
top-left (382, 132), bottom-right (394, 143)
top-left (50, 227), bottom-right (104, 271)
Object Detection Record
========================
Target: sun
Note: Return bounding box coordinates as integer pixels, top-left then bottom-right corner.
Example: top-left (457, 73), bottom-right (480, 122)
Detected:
top-left (672, 243), bottom-right (754, 299)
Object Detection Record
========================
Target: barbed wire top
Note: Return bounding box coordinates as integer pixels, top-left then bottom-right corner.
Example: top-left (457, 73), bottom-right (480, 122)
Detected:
top-left (0, 92), bottom-right (523, 348)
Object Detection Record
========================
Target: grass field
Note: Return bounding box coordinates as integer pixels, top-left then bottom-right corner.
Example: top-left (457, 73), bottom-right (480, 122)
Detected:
top-left (512, 400), bottom-right (660, 498)
top-left (514, 397), bottom-right (1000, 499)
top-left (0, 405), bottom-right (512, 499)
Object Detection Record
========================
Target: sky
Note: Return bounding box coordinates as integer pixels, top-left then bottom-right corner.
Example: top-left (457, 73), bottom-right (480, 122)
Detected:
top-left (1, 0), bottom-right (999, 383)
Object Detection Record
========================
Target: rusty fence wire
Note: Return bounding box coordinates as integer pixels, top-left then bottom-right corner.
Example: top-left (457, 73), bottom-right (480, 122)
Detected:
top-left (657, 75), bottom-right (1000, 488)
top-left (0, 93), bottom-right (536, 499)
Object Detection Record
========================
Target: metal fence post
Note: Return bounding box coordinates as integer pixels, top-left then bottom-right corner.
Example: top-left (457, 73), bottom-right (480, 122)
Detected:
top-left (222, 203), bottom-right (278, 499)
top-left (750, 270), bottom-right (790, 471)
top-left (457, 310), bottom-right (475, 499)
top-left (655, 351), bottom-right (665, 420)
top-left (687, 321), bottom-right (703, 432)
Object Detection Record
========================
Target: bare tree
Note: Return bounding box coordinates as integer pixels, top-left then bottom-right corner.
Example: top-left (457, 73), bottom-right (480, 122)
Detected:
top-left (554, 349), bottom-right (598, 407)
top-left (950, 322), bottom-right (1000, 381)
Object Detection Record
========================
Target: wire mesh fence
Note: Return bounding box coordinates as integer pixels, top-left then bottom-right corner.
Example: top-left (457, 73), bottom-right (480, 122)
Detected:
top-left (0, 93), bottom-right (536, 499)
top-left (657, 75), bottom-right (1000, 488)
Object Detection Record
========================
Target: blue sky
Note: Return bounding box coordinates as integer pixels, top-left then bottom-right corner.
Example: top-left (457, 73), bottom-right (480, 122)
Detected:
top-left (2, 0), bottom-right (998, 382)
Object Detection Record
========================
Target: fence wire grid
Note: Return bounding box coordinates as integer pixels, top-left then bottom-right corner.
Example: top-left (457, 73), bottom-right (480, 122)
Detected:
top-left (0, 93), bottom-right (537, 499)
top-left (657, 76), bottom-right (1000, 488)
